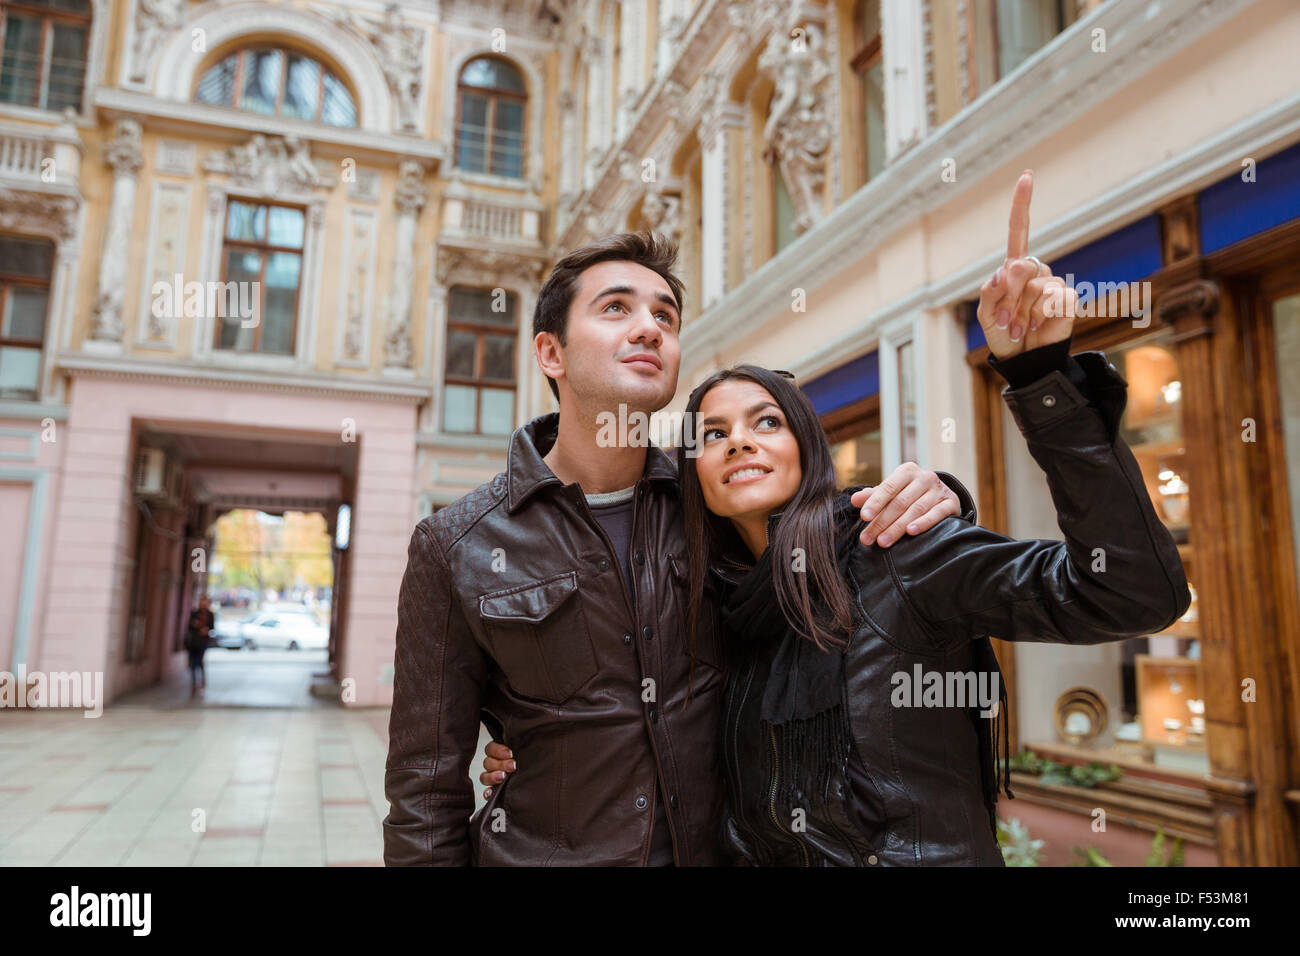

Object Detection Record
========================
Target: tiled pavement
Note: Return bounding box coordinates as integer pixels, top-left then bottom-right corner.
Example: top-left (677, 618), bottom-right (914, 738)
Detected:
top-left (0, 650), bottom-right (491, 866)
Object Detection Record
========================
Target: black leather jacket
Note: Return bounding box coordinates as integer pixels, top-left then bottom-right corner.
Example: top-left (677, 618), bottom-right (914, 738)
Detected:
top-left (716, 351), bottom-right (1191, 866)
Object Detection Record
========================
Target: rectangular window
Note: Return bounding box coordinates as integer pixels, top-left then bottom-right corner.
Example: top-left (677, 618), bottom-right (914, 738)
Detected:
top-left (995, 0), bottom-right (1065, 78)
top-left (1006, 330), bottom-right (1205, 774)
top-left (0, 2), bottom-right (89, 112)
top-left (215, 200), bottom-right (304, 356)
top-left (851, 0), bottom-right (885, 185)
top-left (0, 234), bottom-right (54, 400)
top-left (1110, 335), bottom-right (1201, 768)
top-left (443, 286), bottom-right (518, 435)
top-left (823, 396), bottom-right (883, 489)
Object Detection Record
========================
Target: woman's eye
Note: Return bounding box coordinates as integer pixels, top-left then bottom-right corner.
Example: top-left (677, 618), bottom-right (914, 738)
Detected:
top-left (702, 428), bottom-right (724, 442)
top-left (758, 414), bottom-right (782, 429)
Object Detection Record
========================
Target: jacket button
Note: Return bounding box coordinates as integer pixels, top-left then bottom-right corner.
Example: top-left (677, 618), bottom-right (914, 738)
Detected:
top-left (598, 558), bottom-right (610, 571)
top-left (635, 795), bottom-right (648, 810)
top-left (642, 625), bottom-right (654, 640)
top-left (1041, 394), bottom-right (1057, 407)
top-left (649, 709), bottom-right (658, 723)
top-left (623, 632), bottom-right (633, 646)
top-left (635, 550), bottom-right (645, 565)
top-left (669, 795), bottom-right (678, 810)
top-left (868, 854), bottom-right (878, 865)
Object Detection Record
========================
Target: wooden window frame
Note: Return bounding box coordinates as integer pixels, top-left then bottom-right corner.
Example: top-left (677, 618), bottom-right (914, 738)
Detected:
top-left (214, 200), bottom-right (305, 356)
top-left (443, 286), bottom-right (518, 435)
top-left (0, 0), bottom-right (91, 112)
top-left (453, 56), bottom-right (527, 179)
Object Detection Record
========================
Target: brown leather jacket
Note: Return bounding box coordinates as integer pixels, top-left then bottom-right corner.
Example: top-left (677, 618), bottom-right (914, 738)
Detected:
top-left (383, 413), bottom-right (731, 865)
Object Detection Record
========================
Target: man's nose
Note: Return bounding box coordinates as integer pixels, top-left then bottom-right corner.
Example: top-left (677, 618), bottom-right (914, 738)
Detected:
top-left (628, 306), bottom-right (663, 345)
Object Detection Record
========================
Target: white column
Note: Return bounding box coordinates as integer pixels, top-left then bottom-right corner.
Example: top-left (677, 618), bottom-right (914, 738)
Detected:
top-left (89, 119), bottom-right (143, 346)
top-left (384, 161), bottom-right (427, 369)
top-left (699, 104), bottom-right (743, 310)
top-left (881, 0), bottom-right (928, 163)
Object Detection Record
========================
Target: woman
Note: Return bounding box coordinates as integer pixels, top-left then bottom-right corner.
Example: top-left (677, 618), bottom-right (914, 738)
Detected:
top-left (670, 349), bottom-right (1188, 865)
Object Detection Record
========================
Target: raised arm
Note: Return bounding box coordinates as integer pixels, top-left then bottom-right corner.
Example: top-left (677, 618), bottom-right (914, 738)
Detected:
top-left (889, 349), bottom-right (1189, 648)
top-left (383, 521), bottom-right (488, 866)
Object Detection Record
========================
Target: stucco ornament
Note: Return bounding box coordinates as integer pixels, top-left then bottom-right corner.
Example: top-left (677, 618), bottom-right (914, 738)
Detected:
top-left (129, 0), bottom-right (185, 84)
top-left (758, 24), bottom-right (832, 235)
top-left (334, 3), bottom-right (425, 133)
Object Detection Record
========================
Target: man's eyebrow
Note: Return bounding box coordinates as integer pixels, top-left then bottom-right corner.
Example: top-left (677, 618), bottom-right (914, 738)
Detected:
top-left (589, 284), bottom-right (680, 314)
top-left (698, 401), bottom-right (781, 428)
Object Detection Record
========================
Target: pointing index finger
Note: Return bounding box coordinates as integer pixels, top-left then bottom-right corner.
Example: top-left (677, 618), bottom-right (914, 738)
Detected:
top-left (1006, 170), bottom-right (1033, 261)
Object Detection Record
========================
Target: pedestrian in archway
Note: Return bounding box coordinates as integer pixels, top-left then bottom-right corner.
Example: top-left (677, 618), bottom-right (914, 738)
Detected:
top-left (185, 595), bottom-right (215, 697)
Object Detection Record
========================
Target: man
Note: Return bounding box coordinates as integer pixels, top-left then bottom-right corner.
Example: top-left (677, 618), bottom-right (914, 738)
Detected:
top-left (382, 232), bottom-right (967, 866)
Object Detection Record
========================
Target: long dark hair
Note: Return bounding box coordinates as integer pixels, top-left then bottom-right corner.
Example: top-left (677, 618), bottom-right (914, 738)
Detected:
top-left (677, 365), bottom-right (856, 659)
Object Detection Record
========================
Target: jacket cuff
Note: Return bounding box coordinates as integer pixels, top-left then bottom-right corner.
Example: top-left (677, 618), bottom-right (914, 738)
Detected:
top-left (935, 471), bottom-right (977, 525)
top-left (1002, 350), bottom-right (1129, 440)
top-left (986, 337), bottom-right (1073, 389)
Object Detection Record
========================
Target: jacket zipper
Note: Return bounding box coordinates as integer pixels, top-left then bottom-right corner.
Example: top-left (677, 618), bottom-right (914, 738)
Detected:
top-left (769, 725), bottom-right (811, 866)
top-left (727, 657), bottom-right (777, 864)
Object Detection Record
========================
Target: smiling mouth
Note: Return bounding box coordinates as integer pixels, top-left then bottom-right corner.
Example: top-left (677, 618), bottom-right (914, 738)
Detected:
top-left (724, 466), bottom-right (772, 485)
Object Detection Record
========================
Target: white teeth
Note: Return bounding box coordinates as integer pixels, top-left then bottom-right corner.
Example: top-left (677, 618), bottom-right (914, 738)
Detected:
top-left (725, 467), bottom-right (768, 484)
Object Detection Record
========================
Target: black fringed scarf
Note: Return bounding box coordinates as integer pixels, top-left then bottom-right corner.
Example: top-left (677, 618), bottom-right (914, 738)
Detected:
top-left (719, 492), bottom-right (1013, 831)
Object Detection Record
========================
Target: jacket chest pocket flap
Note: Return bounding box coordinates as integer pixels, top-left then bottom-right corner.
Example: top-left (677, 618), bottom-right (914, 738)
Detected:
top-left (478, 571), bottom-right (598, 704)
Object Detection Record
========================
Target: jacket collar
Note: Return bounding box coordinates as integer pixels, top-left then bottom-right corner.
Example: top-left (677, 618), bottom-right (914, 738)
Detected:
top-left (505, 412), bottom-right (679, 514)
top-left (708, 509), bottom-right (784, 585)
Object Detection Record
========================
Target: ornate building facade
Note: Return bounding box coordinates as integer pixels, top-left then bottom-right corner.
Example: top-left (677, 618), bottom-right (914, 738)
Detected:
top-left (1, 0), bottom-right (1297, 864)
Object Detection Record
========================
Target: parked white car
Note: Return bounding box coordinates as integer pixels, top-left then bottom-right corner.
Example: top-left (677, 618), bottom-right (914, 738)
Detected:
top-left (240, 609), bottom-right (328, 651)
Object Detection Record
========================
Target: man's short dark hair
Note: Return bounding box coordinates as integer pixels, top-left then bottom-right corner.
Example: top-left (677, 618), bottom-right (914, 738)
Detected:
top-left (532, 230), bottom-right (686, 402)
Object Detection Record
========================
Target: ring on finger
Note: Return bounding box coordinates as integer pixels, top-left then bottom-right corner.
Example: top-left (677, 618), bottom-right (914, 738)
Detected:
top-left (1025, 255), bottom-right (1045, 277)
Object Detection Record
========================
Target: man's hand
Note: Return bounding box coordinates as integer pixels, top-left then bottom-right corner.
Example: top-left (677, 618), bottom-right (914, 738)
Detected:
top-left (849, 462), bottom-right (962, 548)
top-left (977, 170), bottom-right (1077, 360)
top-left (480, 740), bottom-right (514, 799)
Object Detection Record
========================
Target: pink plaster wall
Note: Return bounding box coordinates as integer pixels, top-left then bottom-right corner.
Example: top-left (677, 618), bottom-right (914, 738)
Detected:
top-left (41, 375), bottom-right (418, 706)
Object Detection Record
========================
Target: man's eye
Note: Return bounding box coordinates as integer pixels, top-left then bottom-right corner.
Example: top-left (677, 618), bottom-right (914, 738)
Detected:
top-left (604, 301), bottom-right (625, 312)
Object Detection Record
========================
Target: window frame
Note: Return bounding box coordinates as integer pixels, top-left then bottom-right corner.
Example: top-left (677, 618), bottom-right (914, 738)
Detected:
top-left (0, 233), bottom-right (53, 401)
top-left (214, 199), bottom-right (305, 357)
top-left (821, 393), bottom-right (884, 488)
top-left (195, 46), bottom-right (357, 127)
top-left (442, 285), bottom-right (519, 436)
top-left (453, 55), bottom-right (527, 180)
top-left (849, 0), bottom-right (884, 186)
top-left (0, 0), bottom-right (91, 113)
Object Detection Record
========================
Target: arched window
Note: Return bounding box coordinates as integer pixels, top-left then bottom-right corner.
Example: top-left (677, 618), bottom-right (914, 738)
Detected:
top-left (455, 56), bottom-right (525, 179)
top-left (0, 0), bottom-right (91, 112)
top-left (196, 47), bottom-right (357, 127)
